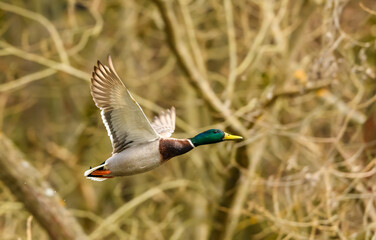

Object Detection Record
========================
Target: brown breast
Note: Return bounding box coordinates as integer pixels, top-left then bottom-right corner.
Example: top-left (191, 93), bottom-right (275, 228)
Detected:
top-left (159, 138), bottom-right (194, 162)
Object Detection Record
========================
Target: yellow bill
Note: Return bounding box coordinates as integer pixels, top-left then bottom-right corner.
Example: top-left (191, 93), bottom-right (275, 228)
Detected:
top-left (223, 132), bottom-right (243, 141)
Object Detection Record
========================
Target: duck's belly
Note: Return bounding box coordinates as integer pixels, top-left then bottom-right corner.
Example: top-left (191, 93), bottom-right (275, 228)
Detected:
top-left (105, 141), bottom-right (161, 176)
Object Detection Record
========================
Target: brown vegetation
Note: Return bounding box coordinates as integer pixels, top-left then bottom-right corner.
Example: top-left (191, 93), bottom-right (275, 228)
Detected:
top-left (0, 0), bottom-right (376, 239)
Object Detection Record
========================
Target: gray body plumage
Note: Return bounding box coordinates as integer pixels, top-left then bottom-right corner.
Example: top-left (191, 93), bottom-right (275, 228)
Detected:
top-left (105, 140), bottom-right (161, 176)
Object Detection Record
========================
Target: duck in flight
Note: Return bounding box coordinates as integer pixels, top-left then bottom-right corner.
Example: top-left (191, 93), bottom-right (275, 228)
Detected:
top-left (84, 56), bottom-right (243, 181)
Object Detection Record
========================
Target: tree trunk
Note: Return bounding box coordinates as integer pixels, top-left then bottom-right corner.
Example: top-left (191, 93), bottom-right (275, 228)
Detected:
top-left (0, 133), bottom-right (89, 240)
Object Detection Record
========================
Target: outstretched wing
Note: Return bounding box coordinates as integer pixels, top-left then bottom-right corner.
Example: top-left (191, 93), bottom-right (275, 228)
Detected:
top-left (151, 107), bottom-right (176, 138)
top-left (91, 56), bottom-right (159, 154)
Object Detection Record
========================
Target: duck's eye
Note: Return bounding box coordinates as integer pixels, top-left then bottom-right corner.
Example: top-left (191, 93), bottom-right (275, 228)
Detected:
top-left (213, 130), bottom-right (218, 133)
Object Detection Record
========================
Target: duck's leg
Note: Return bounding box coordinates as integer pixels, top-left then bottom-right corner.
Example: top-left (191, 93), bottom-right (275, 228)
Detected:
top-left (84, 162), bottom-right (113, 181)
top-left (90, 169), bottom-right (112, 176)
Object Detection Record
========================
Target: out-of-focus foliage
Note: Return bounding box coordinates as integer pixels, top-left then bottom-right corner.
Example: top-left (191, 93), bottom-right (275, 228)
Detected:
top-left (1, 0), bottom-right (376, 239)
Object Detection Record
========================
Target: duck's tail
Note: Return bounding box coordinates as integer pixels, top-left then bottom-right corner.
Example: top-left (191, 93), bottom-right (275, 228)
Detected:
top-left (84, 162), bottom-right (113, 181)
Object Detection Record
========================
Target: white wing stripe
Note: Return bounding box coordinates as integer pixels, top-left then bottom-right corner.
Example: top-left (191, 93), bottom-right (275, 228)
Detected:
top-left (101, 110), bottom-right (114, 144)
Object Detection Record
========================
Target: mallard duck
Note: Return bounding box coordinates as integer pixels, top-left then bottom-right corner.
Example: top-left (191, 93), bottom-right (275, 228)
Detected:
top-left (84, 56), bottom-right (243, 181)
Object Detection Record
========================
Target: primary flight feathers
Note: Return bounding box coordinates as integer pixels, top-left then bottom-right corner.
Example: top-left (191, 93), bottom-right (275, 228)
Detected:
top-left (91, 57), bottom-right (164, 154)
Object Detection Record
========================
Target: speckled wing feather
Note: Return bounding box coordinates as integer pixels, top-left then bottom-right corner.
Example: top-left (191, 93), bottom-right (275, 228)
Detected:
top-left (91, 56), bottom-right (159, 154)
top-left (151, 107), bottom-right (176, 138)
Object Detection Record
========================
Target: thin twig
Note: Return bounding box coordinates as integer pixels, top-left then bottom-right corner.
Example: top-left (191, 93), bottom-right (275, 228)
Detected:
top-left (26, 216), bottom-right (33, 240)
top-left (0, 68), bottom-right (56, 93)
top-left (223, 0), bottom-right (238, 106)
top-left (236, 0), bottom-right (274, 77)
top-left (0, 2), bottom-right (70, 64)
top-left (360, 2), bottom-right (376, 15)
top-left (178, 0), bottom-right (207, 76)
top-left (0, 41), bottom-right (88, 81)
top-left (68, 0), bottom-right (103, 55)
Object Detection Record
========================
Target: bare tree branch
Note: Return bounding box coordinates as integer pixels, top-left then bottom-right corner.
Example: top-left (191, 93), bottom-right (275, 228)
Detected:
top-left (0, 133), bottom-right (89, 240)
top-left (0, 68), bottom-right (56, 93)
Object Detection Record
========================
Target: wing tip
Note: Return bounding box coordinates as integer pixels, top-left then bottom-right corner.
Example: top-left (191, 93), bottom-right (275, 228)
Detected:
top-left (107, 55), bottom-right (121, 80)
top-left (96, 60), bottom-right (103, 69)
top-left (107, 54), bottom-right (113, 67)
top-left (92, 55), bottom-right (120, 81)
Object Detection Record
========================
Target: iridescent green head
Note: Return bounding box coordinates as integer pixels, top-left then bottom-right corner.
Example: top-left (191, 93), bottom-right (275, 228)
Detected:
top-left (190, 129), bottom-right (243, 147)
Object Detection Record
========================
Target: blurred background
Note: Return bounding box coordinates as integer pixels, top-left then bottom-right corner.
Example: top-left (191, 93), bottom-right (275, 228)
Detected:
top-left (1, 0), bottom-right (376, 239)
